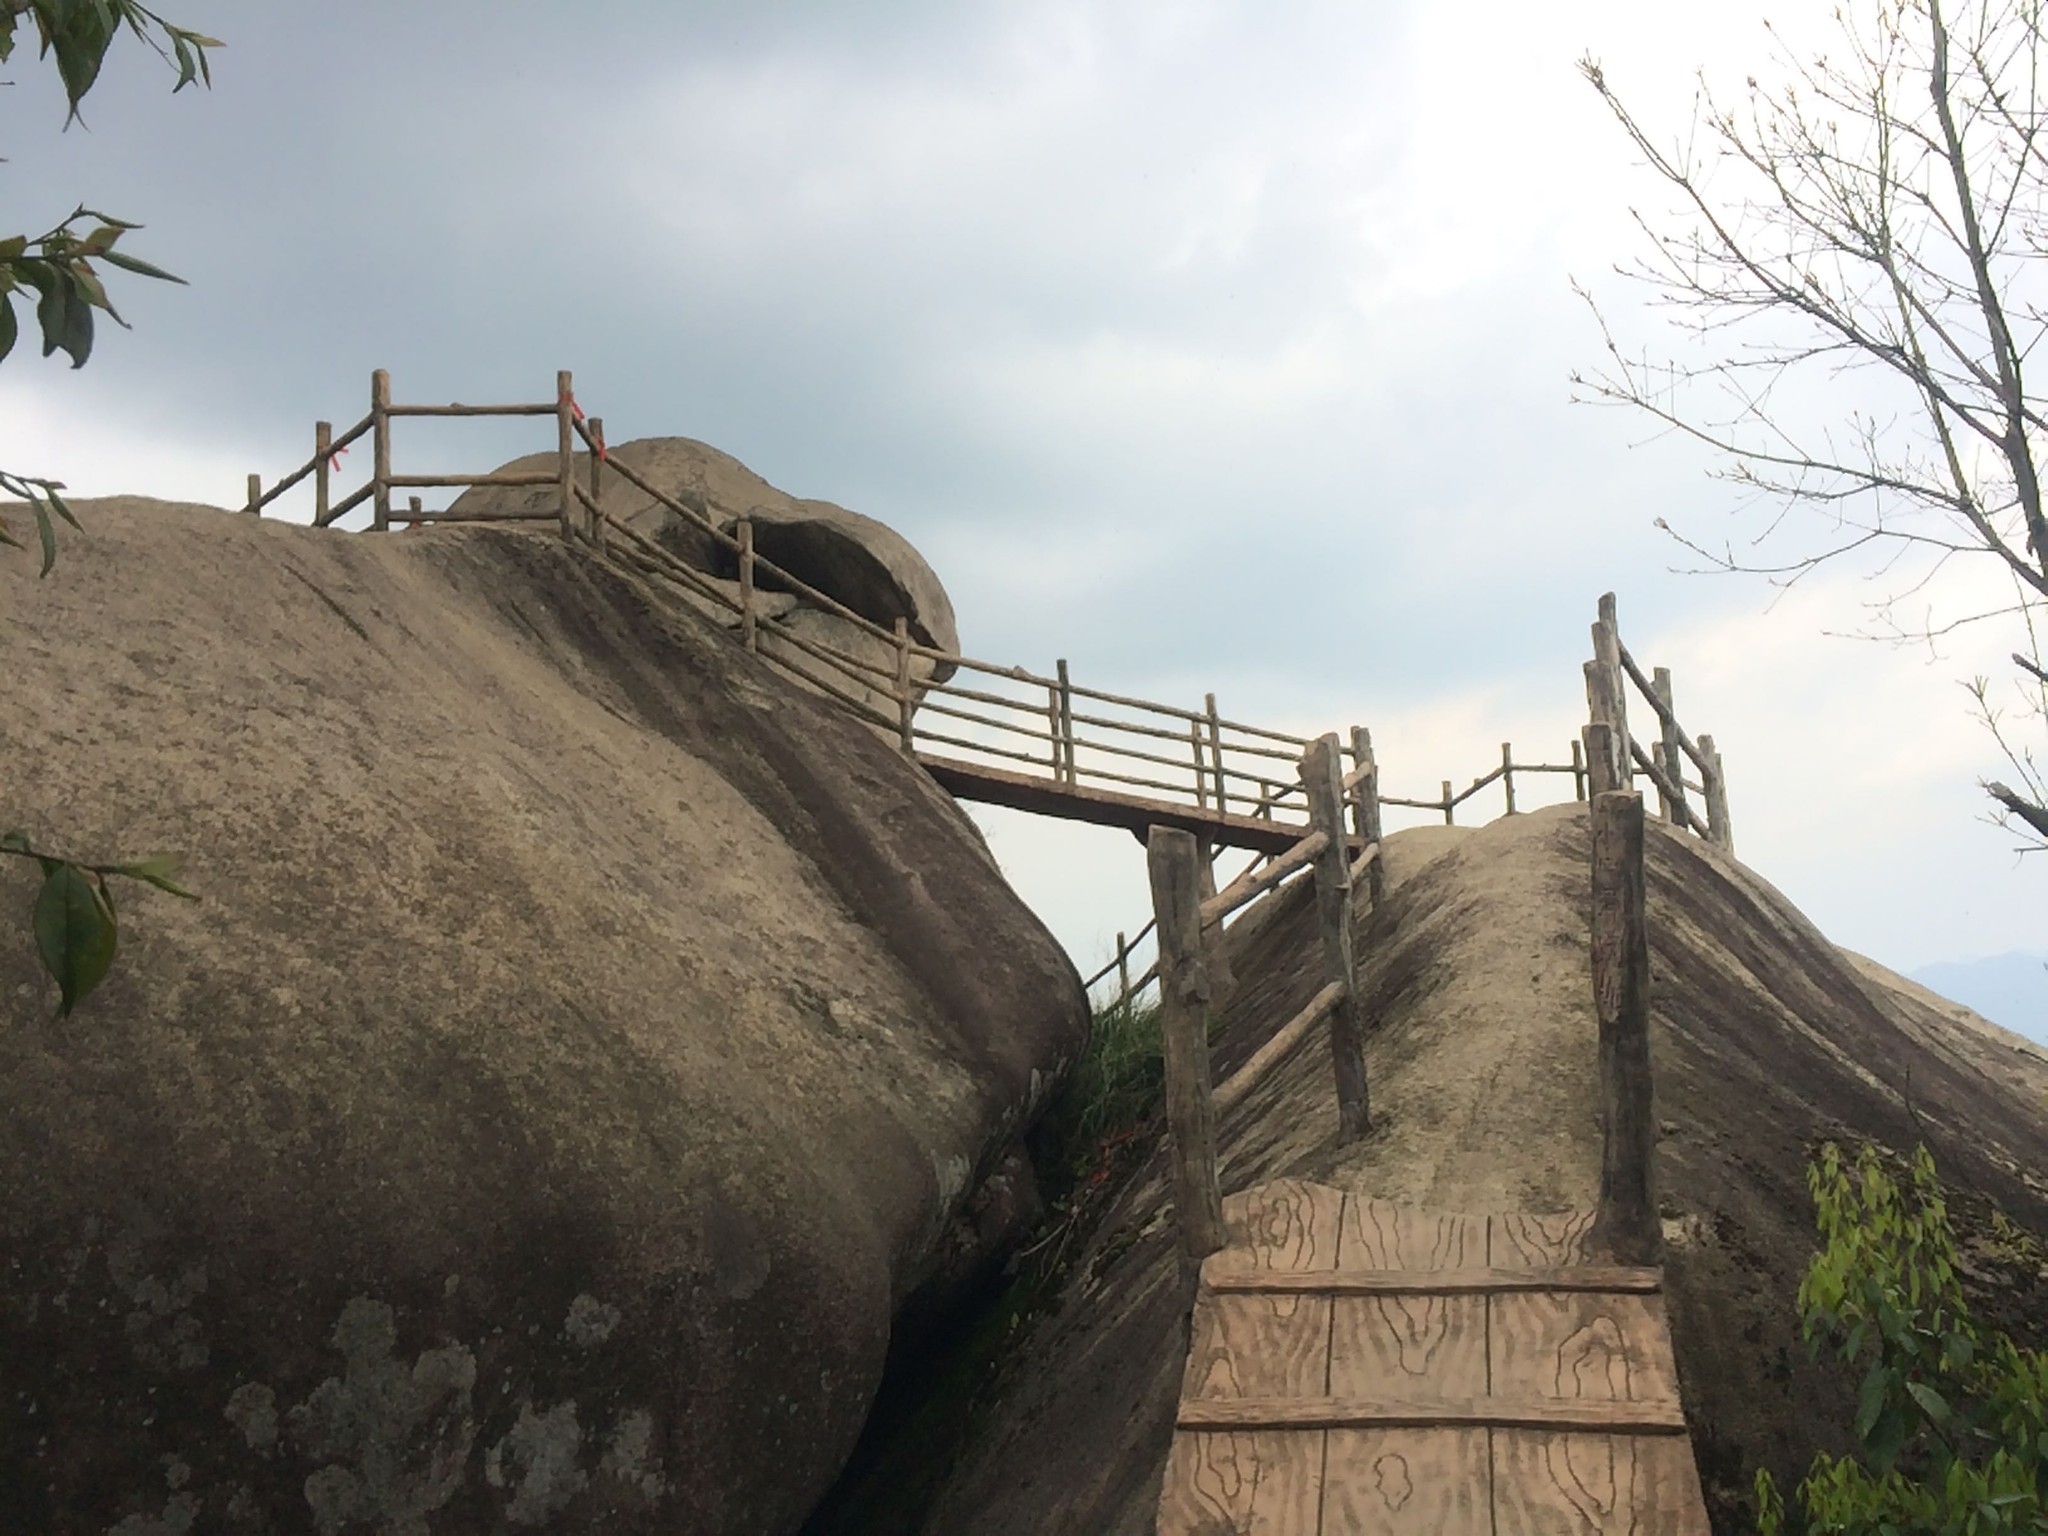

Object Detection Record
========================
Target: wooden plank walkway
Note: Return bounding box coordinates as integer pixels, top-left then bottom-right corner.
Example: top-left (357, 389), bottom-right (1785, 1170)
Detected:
top-left (914, 752), bottom-right (1327, 856)
top-left (1158, 1179), bottom-right (1710, 1535)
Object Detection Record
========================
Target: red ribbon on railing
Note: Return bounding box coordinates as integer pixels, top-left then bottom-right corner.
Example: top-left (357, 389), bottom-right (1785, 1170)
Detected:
top-left (563, 390), bottom-right (608, 461)
top-left (328, 443), bottom-right (348, 473)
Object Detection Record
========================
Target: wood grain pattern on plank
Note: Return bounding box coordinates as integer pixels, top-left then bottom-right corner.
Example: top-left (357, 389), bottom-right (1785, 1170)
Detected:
top-left (1156, 1430), bottom-right (1323, 1536)
top-left (1321, 1428), bottom-right (1490, 1536)
top-left (1491, 1430), bottom-right (1711, 1536)
top-left (1328, 1289), bottom-right (1486, 1404)
top-left (1183, 1292), bottom-right (1333, 1401)
top-left (1211, 1180), bottom-right (1347, 1276)
top-left (1491, 1209), bottom-right (1597, 1267)
top-left (1338, 1200), bottom-right (1487, 1271)
top-left (1490, 1291), bottom-right (1679, 1408)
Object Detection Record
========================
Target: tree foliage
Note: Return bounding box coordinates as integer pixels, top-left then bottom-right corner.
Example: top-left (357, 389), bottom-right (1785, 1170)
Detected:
top-left (0, 0), bottom-right (216, 572)
top-left (2, 0), bottom-right (215, 1013)
top-left (1758, 1142), bottom-right (2048, 1534)
top-left (1578, 0), bottom-right (2048, 845)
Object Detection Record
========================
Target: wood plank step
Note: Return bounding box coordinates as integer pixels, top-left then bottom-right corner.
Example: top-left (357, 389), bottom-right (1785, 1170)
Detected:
top-left (1200, 1262), bottom-right (1662, 1296)
top-left (1177, 1393), bottom-right (1689, 1435)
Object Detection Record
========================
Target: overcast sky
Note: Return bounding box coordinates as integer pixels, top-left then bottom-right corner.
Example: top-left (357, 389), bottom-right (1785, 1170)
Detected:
top-left (5, 1), bottom-right (2044, 1031)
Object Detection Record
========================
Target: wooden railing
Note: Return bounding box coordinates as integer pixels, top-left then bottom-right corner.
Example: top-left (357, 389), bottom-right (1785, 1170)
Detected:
top-left (1145, 732), bottom-right (1383, 1271)
top-left (248, 369), bottom-right (1361, 842)
top-left (1583, 591), bottom-right (1734, 853)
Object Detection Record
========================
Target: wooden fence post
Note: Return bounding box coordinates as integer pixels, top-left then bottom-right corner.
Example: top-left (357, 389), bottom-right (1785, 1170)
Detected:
top-left (1441, 779), bottom-right (1455, 826)
top-left (1589, 789), bottom-right (1660, 1265)
top-left (1115, 931), bottom-right (1132, 1009)
top-left (1590, 591), bottom-right (1632, 789)
top-left (1501, 741), bottom-right (1516, 814)
top-left (554, 369), bottom-right (576, 542)
top-left (893, 616), bottom-right (915, 753)
top-left (738, 518), bottom-right (758, 653)
top-left (1055, 659), bottom-right (1075, 785)
top-left (1653, 666), bottom-right (1688, 826)
top-left (314, 420), bottom-right (332, 527)
top-left (1205, 693), bottom-right (1226, 814)
top-left (1347, 726), bottom-right (1386, 909)
top-left (1190, 722), bottom-right (1209, 810)
top-left (1700, 733), bottom-right (1734, 854)
top-left (371, 368), bottom-right (392, 533)
top-left (587, 416), bottom-right (606, 549)
top-left (1582, 722), bottom-right (1619, 798)
top-left (1194, 835), bottom-right (1234, 1001)
top-left (1571, 737), bottom-right (1587, 802)
top-left (1650, 742), bottom-right (1673, 822)
top-left (245, 473), bottom-right (261, 515)
top-left (1583, 657), bottom-right (1627, 793)
top-left (1303, 733), bottom-right (1370, 1141)
top-left (407, 495), bottom-right (422, 528)
top-left (1147, 825), bottom-right (1226, 1273)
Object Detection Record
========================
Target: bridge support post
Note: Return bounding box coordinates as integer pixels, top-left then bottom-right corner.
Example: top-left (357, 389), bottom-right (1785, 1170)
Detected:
top-left (1148, 826), bottom-right (1226, 1276)
top-left (1589, 789), bottom-right (1661, 1265)
top-left (1303, 733), bottom-right (1370, 1141)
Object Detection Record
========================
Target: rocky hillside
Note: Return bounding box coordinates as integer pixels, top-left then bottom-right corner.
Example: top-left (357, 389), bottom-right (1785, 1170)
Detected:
top-left (889, 805), bottom-right (2048, 1536)
top-left (0, 496), bottom-right (1088, 1535)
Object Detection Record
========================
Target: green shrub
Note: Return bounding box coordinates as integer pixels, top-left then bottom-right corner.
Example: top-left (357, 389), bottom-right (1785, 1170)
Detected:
top-left (1758, 1142), bottom-right (2048, 1534)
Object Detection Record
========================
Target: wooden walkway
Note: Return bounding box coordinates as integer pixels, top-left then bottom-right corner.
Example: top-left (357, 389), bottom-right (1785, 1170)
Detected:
top-left (1158, 1179), bottom-right (1709, 1535)
top-left (915, 752), bottom-right (1324, 856)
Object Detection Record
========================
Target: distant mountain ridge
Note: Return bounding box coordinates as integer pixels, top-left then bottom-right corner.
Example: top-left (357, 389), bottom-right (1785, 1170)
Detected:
top-left (1910, 951), bottom-right (2048, 1045)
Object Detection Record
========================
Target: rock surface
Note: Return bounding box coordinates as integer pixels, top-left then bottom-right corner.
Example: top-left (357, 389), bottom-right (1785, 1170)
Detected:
top-left (873, 804), bottom-right (2048, 1536)
top-left (0, 498), bottom-right (1087, 1535)
top-left (447, 436), bottom-right (959, 686)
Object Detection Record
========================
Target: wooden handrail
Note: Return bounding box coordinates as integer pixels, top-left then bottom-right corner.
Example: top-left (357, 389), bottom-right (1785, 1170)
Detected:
top-left (1199, 829), bottom-right (1327, 926)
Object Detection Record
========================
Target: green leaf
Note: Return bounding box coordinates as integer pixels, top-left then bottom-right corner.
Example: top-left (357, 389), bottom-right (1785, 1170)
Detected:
top-left (58, 283), bottom-right (94, 367)
top-left (1905, 1379), bottom-right (1952, 1427)
top-left (34, 269), bottom-right (68, 357)
top-left (74, 209), bottom-right (143, 232)
top-left (34, 496), bottom-right (58, 576)
top-left (0, 233), bottom-right (26, 262)
top-left (32, 862), bottom-right (118, 1017)
top-left (0, 292), bottom-right (15, 365)
top-left (44, 484), bottom-right (77, 530)
top-left (113, 855), bottom-right (197, 900)
top-left (98, 247), bottom-right (185, 284)
top-left (49, 2), bottom-right (118, 120)
top-left (1858, 1362), bottom-right (1892, 1440)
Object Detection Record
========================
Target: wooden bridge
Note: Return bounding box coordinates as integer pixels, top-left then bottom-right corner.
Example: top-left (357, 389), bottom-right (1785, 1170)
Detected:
top-left (243, 371), bottom-right (1738, 876)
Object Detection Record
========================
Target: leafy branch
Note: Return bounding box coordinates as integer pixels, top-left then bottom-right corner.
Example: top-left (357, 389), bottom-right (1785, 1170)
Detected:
top-left (0, 833), bottom-right (195, 1017)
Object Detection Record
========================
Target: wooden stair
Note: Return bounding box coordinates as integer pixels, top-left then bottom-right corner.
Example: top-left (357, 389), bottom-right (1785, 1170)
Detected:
top-left (1157, 1179), bottom-right (1711, 1534)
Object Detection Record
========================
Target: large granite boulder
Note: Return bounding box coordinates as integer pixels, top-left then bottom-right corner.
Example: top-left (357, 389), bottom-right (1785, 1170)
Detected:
top-left (0, 498), bottom-right (1087, 1535)
top-left (447, 438), bottom-right (959, 718)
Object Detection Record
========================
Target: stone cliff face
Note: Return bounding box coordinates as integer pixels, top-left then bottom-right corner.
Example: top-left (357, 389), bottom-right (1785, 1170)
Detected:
top-left (0, 497), bottom-right (1088, 1535)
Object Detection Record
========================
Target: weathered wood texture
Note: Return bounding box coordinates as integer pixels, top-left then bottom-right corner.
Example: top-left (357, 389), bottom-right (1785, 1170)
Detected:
top-left (1590, 791), bottom-right (1661, 1266)
top-left (1149, 827), bottom-right (1226, 1272)
top-left (1347, 727), bottom-right (1387, 909)
top-left (1156, 1180), bottom-right (1709, 1535)
top-left (1302, 734), bottom-right (1369, 1140)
